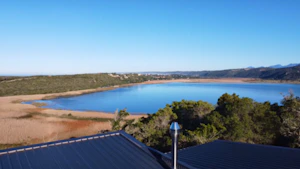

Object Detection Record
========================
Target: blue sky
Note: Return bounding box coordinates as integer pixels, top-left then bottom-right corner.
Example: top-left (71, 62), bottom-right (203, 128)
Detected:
top-left (0, 0), bottom-right (299, 75)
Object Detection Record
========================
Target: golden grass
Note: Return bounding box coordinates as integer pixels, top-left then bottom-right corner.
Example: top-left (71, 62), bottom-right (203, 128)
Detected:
top-left (31, 102), bottom-right (47, 107)
top-left (11, 99), bottom-right (23, 104)
top-left (14, 112), bottom-right (113, 122)
top-left (0, 143), bottom-right (25, 150)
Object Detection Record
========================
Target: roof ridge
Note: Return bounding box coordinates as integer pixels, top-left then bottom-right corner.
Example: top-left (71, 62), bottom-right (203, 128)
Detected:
top-left (148, 146), bottom-right (197, 169)
top-left (119, 131), bottom-right (197, 169)
top-left (165, 140), bottom-right (217, 154)
top-left (0, 131), bottom-right (121, 156)
top-left (216, 140), bottom-right (300, 151)
top-left (165, 140), bottom-right (300, 154)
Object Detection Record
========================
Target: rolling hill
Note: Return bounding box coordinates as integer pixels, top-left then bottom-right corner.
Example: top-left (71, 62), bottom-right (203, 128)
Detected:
top-left (149, 65), bottom-right (300, 80)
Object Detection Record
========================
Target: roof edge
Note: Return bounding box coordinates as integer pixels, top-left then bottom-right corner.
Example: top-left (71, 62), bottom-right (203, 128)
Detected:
top-left (118, 130), bottom-right (149, 149)
top-left (0, 131), bottom-right (122, 155)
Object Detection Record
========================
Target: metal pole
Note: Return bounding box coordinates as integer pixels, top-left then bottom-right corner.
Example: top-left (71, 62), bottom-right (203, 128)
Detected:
top-left (170, 122), bottom-right (180, 169)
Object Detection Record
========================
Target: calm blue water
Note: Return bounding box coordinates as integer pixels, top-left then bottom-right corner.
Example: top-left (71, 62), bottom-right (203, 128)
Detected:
top-left (25, 83), bottom-right (300, 114)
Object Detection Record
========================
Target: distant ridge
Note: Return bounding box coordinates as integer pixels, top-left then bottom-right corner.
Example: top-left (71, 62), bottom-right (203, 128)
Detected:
top-left (247, 63), bottom-right (300, 69)
top-left (139, 64), bottom-right (300, 80)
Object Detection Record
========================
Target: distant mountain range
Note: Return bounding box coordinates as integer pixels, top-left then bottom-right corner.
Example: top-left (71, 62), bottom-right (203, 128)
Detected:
top-left (140, 64), bottom-right (300, 81)
top-left (247, 63), bottom-right (299, 69)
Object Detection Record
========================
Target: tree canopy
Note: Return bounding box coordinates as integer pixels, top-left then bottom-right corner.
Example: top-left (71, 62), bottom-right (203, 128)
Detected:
top-left (120, 93), bottom-right (300, 152)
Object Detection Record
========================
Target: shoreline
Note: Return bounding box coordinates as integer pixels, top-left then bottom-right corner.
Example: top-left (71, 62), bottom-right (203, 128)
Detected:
top-left (21, 78), bottom-right (300, 102)
top-left (2, 77), bottom-right (299, 117)
top-left (5, 78), bottom-right (255, 103)
top-left (15, 78), bottom-right (254, 117)
top-left (2, 78), bottom-right (300, 102)
top-left (0, 78), bottom-right (298, 146)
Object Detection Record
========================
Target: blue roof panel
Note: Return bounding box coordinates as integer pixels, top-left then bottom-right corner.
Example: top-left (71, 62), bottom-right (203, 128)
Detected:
top-left (173, 140), bottom-right (300, 169)
top-left (0, 132), bottom-right (168, 169)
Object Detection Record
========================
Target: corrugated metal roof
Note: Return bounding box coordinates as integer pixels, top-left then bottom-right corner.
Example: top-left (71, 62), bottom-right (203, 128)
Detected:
top-left (6, 131), bottom-right (299, 169)
top-left (171, 140), bottom-right (300, 169)
top-left (147, 147), bottom-right (197, 169)
top-left (0, 131), bottom-right (168, 169)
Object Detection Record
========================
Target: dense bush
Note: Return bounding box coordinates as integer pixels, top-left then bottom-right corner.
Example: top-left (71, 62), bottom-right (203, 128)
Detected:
top-left (0, 74), bottom-right (154, 96)
top-left (123, 93), bottom-right (300, 152)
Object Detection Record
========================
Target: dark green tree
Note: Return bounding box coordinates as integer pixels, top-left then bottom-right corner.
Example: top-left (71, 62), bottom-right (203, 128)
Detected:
top-left (111, 109), bottom-right (130, 131)
top-left (215, 93), bottom-right (254, 142)
top-left (280, 93), bottom-right (300, 148)
top-left (250, 102), bottom-right (281, 144)
top-left (124, 106), bottom-right (177, 152)
top-left (171, 100), bottom-right (214, 130)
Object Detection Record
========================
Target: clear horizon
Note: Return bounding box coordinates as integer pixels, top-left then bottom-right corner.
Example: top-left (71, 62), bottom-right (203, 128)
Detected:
top-left (1, 1), bottom-right (299, 75)
top-left (1, 62), bottom-right (299, 76)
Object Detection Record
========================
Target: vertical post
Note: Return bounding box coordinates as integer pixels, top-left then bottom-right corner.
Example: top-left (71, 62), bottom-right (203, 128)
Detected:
top-left (170, 122), bottom-right (180, 169)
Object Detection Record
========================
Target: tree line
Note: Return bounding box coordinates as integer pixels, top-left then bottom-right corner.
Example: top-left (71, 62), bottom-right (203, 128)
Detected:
top-left (113, 93), bottom-right (300, 152)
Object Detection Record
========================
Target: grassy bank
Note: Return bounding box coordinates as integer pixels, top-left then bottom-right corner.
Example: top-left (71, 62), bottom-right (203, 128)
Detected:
top-left (15, 112), bottom-right (113, 122)
top-left (0, 144), bottom-right (25, 150)
top-left (245, 79), bottom-right (300, 84)
top-left (0, 76), bottom-right (22, 83)
top-left (0, 73), bottom-right (153, 96)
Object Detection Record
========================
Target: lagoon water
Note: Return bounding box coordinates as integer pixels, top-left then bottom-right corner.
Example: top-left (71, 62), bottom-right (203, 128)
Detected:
top-left (26, 83), bottom-right (300, 114)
